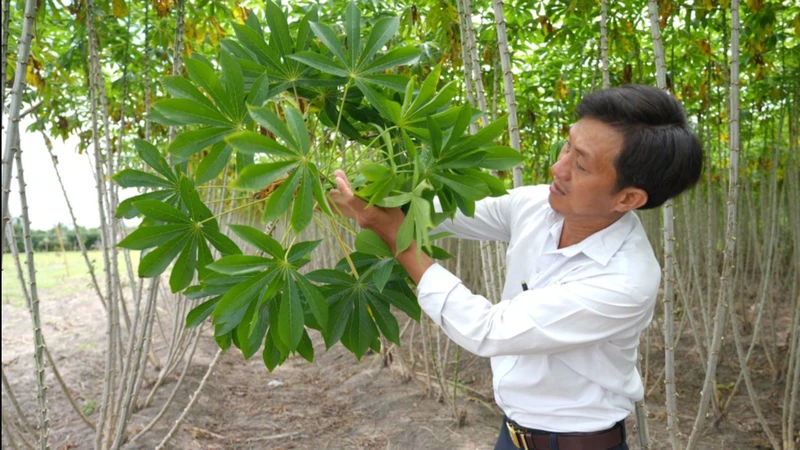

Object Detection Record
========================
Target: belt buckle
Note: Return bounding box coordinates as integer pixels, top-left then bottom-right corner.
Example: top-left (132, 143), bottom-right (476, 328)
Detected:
top-left (506, 421), bottom-right (530, 450)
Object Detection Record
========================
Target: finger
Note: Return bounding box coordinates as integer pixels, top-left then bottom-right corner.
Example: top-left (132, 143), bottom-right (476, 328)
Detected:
top-left (335, 173), bottom-right (354, 198)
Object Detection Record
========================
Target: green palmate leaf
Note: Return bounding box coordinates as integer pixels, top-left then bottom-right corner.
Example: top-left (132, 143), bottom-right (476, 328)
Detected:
top-left (380, 288), bottom-right (421, 321)
top-left (232, 23), bottom-right (281, 70)
top-left (229, 225), bottom-right (284, 258)
top-left (294, 7), bottom-right (318, 52)
top-left (395, 202), bottom-right (416, 255)
top-left (168, 126), bottom-right (234, 160)
top-left (263, 168), bottom-right (301, 222)
top-left (288, 52), bottom-right (348, 78)
top-left (361, 47), bottom-right (421, 75)
top-left (184, 57), bottom-right (235, 119)
top-left (366, 293), bottom-right (400, 344)
top-left (186, 296), bottom-right (221, 329)
top-left (345, 2), bottom-right (360, 68)
top-left (376, 192), bottom-right (412, 208)
top-left (247, 106), bottom-right (299, 150)
top-left (354, 79), bottom-right (400, 123)
top-left (207, 255), bottom-right (274, 275)
top-left (325, 289), bottom-right (355, 348)
top-left (196, 142), bottom-right (233, 185)
top-left (154, 99), bottom-right (233, 127)
top-left (370, 259), bottom-right (394, 292)
top-left (472, 171), bottom-right (508, 196)
top-left (284, 108), bottom-right (310, 155)
top-left (262, 328), bottom-right (285, 371)
top-left (436, 151), bottom-right (486, 169)
top-left (293, 272), bottom-right (327, 328)
top-left (265, 0), bottom-right (293, 56)
top-left (307, 164), bottom-right (333, 216)
top-left (236, 298), bottom-right (268, 359)
top-left (359, 17), bottom-right (399, 67)
top-left (112, 169), bottom-right (172, 189)
top-left (170, 236), bottom-right (198, 293)
top-left (278, 276), bottom-right (304, 351)
top-left (220, 50), bottom-right (245, 120)
top-left (225, 131), bottom-right (297, 158)
top-left (355, 229), bottom-right (392, 258)
top-left (359, 162), bottom-right (391, 182)
top-left (246, 73), bottom-right (272, 107)
top-left (361, 74), bottom-right (410, 92)
top-left (286, 240), bottom-right (321, 264)
top-left (215, 326), bottom-right (233, 350)
top-left (309, 22), bottom-right (348, 67)
top-left (431, 173), bottom-right (490, 200)
top-left (306, 269), bottom-right (354, 285)
top-left (135, 139), bottom-right (176, 182)
top-left (448, 114), bottom-right (509, 155)
top-left (443, 104), bottom-right (474, 152)
top-left (196, 238), bottom-right (215, 278)
top-left (221, 38), bottom-right (252, 61)
top-left (407, 64), bottom-right (441, 114)
top-left (118, 224), bottom-right (190, 250)
top-left (479, 146), bottom-right (524, 170)
top-left (341, 293), bottom-right (378, 359)
top-left (162, 76), bottom-right (217, 110)
top-left (296, 330), bottom-right (315, 362)
top-left (202, 229), bottom-right (242, 256)
top-left (139, 233), bottom-right (192, 278)
top-left (234, 160), bottom-right (298, 190)
top-left (428, 115), bottom-right (443, 157)
top-left (116, 191), bottom-right (175, 219)
top-left (134, 200), bottom-right (191, 224)
top-left (179, 176), bottom-right (214, 225)
top-left (291, 170), bottom-right (314, 232)
top-left (213, 270), bottom-right (273, 335)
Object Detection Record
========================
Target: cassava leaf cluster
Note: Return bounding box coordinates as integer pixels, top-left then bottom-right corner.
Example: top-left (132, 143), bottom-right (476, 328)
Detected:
top-left (114, 1), bottom-right (521, 367)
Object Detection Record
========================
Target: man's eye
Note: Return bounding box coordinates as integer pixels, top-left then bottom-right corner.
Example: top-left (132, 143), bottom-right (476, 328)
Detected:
top-left (575, 161), bottom-right (587, 172)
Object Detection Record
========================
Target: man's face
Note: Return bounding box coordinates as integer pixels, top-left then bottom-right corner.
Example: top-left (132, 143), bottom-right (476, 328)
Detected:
top-left (548, 118), bottom-right (625, 219)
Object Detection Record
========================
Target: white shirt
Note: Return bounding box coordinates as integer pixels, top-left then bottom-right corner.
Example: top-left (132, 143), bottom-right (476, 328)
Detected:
top-left (417, 185), bottom-right (660, 432)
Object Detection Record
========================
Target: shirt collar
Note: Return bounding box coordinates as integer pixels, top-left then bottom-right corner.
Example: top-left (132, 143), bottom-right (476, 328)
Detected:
top-left (545, 210), bottom-right (636, 266)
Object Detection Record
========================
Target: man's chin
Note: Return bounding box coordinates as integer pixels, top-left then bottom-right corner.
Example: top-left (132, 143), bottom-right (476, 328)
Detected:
top-left (547, 194), bottom-right (564, 213)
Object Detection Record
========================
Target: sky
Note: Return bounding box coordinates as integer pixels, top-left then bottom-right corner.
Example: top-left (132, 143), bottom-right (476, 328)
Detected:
top-left (5, 116), bottom-right (140, 231)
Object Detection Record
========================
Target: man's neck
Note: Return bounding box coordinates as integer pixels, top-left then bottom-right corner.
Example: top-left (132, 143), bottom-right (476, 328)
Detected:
top-left (559, 213), bottom-right (624, 249)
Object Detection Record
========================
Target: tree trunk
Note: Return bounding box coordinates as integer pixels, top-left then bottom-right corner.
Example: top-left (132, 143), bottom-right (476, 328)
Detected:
top-left (646, 1), bottom-right (677, 448)
top-left (490, 0), bottom-right (522, 187)
top-left (1, 0), bottom-right (11, 103)
top-left (14, 135), bottom-right (50, 450)
top-left (686, 1), bottom-right (742, 447)
top-left (1, 0), bottom-right (38, 261)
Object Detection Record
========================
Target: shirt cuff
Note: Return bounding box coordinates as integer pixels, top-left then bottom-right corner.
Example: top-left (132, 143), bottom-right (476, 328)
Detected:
top-left (416, 263), bottom-right (462, 326)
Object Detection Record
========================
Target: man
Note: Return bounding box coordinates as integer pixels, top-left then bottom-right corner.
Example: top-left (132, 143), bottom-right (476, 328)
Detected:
top-left (330, 85), bottom-right (703, 450)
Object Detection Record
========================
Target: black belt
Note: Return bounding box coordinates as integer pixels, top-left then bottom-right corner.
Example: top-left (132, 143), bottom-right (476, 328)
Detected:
top-left (505, 418), bottom-right (625, 450)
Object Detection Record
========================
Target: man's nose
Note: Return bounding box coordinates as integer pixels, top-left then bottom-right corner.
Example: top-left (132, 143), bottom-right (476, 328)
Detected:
top-left (551, 156), bottom-right (569, 181)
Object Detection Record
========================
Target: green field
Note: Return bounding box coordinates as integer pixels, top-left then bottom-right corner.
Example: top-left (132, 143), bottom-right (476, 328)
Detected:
top-left (2, 250), bottom-right (140, 307)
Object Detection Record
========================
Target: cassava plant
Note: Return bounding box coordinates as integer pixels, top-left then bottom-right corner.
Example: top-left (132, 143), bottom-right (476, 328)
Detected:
top-left (113, 1), bottom-right (521, 370)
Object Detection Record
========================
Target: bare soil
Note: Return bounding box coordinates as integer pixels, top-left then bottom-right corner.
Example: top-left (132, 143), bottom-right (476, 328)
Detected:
top-left (1, 272), bottom-right (789, 449)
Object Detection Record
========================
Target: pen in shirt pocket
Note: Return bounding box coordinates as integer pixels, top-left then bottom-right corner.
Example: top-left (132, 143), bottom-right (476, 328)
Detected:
top-left (521, 281), bottom-right (529, 291)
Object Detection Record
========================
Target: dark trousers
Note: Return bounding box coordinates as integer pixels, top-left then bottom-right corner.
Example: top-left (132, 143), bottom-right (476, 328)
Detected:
top-left (494, 416), bottom-right (630, 450)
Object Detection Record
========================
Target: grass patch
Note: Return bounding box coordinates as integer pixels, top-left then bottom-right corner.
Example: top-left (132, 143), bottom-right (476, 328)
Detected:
top-left (2, 250), bottom-right (140, 307)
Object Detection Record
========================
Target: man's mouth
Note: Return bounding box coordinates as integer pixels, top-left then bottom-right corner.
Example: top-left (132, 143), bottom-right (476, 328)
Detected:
top-left (550, 181), bottom-right (566, 196)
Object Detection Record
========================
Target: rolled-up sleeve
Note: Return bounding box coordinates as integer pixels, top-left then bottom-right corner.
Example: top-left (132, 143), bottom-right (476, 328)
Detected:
top-left (417, 263), bottom-right (655, 357)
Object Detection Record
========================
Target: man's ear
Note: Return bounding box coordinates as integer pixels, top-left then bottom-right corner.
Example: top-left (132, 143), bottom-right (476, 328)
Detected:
top-left (614, 187), bottom-right (648, 212)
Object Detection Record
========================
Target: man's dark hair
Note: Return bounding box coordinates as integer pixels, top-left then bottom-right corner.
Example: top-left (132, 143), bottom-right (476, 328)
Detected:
top-left (576, 84), bottom-right (703, 209)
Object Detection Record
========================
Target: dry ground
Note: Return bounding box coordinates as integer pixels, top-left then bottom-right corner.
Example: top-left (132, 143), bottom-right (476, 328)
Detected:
top-left (1, 252), bottom-right (789, 449)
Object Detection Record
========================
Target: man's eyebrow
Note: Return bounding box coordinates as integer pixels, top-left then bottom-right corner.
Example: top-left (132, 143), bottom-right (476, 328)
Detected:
top-left (567, 132), bottom-right (591, 160)
top-left (573, 145), bottom-right (590, 160)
